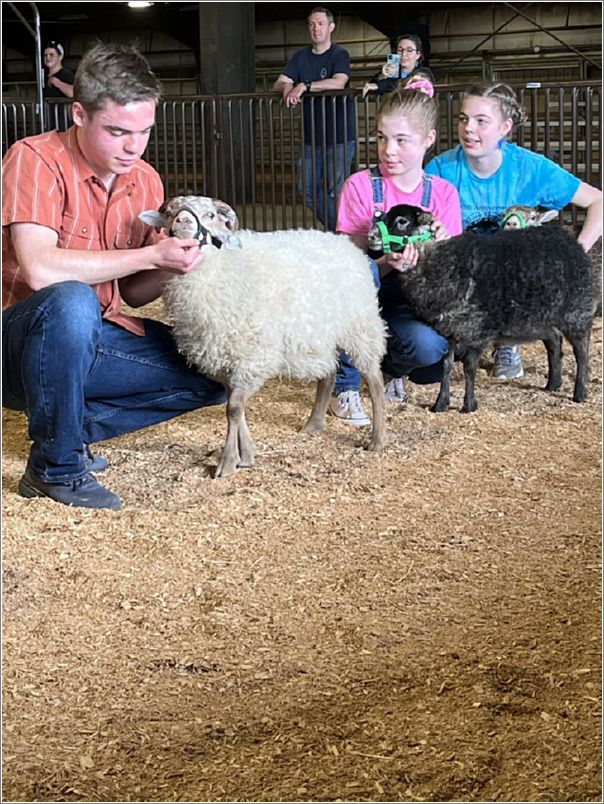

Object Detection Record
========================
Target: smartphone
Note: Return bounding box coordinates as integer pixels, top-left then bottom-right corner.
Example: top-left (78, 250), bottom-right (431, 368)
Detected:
top-left (387, 53), bottom-right (401, 67)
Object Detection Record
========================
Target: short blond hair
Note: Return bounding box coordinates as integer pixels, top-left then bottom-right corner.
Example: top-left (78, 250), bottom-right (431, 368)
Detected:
top-left (377, 88), bottom-right (438, 137)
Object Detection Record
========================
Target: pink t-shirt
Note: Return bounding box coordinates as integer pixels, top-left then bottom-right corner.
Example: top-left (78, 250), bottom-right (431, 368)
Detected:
top-left (337, 167), bottom-right (463, 239)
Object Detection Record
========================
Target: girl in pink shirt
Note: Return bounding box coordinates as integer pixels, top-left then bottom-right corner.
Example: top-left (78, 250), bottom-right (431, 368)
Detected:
top-left (328, 85), bottom-right (463, 424)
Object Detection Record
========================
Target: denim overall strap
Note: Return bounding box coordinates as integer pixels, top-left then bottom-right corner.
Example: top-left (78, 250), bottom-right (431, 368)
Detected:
top-left (371, 167), bottom-right (433, 217)
top-left (420, 172), bottom-right (433, 207)
top-left (370, 166), bottom-right (385, 220)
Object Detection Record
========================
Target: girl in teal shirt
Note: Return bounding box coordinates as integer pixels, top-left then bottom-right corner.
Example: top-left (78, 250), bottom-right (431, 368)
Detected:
top-left (426, 81), bottom-right (601, 379)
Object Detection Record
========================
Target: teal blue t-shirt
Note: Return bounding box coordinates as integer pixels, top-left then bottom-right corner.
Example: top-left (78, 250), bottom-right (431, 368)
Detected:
top-left (425, 142), bottom-right (581, 230)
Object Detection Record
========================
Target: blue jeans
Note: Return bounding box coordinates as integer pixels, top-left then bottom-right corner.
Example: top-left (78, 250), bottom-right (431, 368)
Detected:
top-left (334, 262), bottom-right (449, 394)
top-left (297, 140), bottom-right (356, 231)
top-left (2, 281), bottom-right (226, 482)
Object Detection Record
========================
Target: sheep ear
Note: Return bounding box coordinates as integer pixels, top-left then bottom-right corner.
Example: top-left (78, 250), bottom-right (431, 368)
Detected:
top-left (536, 209), bottom-right (560, 225)
top-left (213, 199), bottom-right (240, 231)
top-left (139, 210), bottom-right (171, 230)
top-left (417, 211), bottom-right (435, 227)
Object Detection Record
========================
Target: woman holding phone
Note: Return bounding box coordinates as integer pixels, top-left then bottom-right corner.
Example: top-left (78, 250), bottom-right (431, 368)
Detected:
top-left (362, 34), bottom-right (434, 98)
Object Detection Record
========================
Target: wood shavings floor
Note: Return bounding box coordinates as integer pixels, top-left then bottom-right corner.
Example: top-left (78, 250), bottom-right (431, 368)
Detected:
top-left (2, 314), bottom-right (601, 802)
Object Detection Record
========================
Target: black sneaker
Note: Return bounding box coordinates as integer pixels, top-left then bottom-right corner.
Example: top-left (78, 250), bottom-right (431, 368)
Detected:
top-left (18, 467), bottom-right (121, 510)
top-left (84, 445), bottom-right (108, 473)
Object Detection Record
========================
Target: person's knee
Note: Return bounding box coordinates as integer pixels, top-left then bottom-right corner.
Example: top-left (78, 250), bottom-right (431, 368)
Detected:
top-left (387, 324), bottom-right (448, 373)
top-left (414, 331), bottom-right (449, 367)
top-left (39, 281), bottom-right (101, 338)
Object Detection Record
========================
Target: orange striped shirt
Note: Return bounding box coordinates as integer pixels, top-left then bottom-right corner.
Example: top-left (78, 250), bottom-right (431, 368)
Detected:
top-left (2, 127), bottom-right (164, 335)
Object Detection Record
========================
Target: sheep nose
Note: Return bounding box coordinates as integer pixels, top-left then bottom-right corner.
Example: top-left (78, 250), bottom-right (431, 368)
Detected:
top-left (368, 225), bottom-right (381, 243)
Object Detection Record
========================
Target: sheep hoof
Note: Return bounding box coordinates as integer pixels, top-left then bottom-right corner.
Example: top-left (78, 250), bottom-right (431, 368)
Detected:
top-left (366, 437), bottom-right (386, 452)
top-left (215, 455), bottom-right (239, 477)
top-left (431, 400), bottom-right (449, 413)
top-left (572, 391), bottom-right (588, 403)
top-left (215, 466), bottom-right (237, 478)
top-left (238, 450), bottom-right (256, 468)
top-left (545, 380), bottom-right (562, 391)
top-left (301, 420), bottom-right (325, 434)
top-left (461, 400), bottom-right (478, 413)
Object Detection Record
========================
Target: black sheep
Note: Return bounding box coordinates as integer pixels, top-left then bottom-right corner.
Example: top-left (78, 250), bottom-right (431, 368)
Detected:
top-left (370, 205), bottom-right (594, 412)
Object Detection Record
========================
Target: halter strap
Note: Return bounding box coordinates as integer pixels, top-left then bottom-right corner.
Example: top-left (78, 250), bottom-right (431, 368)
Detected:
top-left (501, 211), bottom-right (529, 229)
top-left (375, 220), bottom-right (435, 253)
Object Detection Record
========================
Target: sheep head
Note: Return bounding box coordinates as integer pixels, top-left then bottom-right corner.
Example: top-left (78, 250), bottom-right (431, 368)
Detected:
top-left (501, 205), bottom-right (559, 230)
top-left (368, 204), bottom-right (435, 254)
top-left (139, 196), bottom-right (241, 249)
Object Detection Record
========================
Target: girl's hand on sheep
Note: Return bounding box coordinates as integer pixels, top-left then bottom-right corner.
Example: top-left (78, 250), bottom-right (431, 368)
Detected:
top-left (153, 237), bottom-right (205, 275)
top-left (430, 219), bottom-right (451, 241)
top-left (386, 244), bottom-right (419, 273)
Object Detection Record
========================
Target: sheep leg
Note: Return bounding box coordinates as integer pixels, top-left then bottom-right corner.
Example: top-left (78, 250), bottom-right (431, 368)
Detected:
top-left (302, 373), bottom-right (336, 433)
top-left (431, 343), bottom-right (455, 413)
top-left (216, 387), bottom-right (250, 477)
top-left (365, 370), bottom-right (387, 452)
top-left (567, 329), bottom-right (591, 403)
top-left (237, 409), bottom-right (256, 467)
top-left (543, 332), bottom-right (563, 391)
top-left (460, 348), bottom-right (480, 413)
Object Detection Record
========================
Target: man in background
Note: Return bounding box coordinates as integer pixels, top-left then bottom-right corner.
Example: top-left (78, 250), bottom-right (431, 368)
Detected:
top-left (273, 6), bottom-right (356, 230)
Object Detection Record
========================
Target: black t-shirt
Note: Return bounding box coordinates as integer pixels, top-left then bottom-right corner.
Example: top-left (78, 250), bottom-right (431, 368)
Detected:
top-left (43, 67), bottom-right (74, 99)
top-left (282, 45), bottom-right (356, 145)
top-left (369, 65), bottom-right (435, 95)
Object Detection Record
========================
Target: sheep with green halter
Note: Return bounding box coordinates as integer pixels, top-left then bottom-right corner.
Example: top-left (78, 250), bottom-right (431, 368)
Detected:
top-left (367, 203), bottom-right (595, 413)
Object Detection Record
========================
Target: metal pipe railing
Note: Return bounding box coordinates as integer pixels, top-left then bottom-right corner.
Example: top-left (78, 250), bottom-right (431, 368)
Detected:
top-left (2, 81), bottom-right (601, 232)
top-left (6, 1), bottom-right (44, 132)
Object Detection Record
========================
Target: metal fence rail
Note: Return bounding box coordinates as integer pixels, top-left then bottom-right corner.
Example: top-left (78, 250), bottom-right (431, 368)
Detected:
top-left (2, 81), bottom-right (600, 230)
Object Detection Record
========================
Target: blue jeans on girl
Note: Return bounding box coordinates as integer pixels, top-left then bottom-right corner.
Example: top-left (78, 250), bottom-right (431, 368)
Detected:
top-left (334, 260), bottom-right (449, 394)
top-left (2, 281), bottom-right (226, 483)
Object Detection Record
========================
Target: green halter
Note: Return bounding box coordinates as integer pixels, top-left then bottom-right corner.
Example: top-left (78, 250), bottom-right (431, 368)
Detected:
top-left (500, 212), bottom-right (528, 229)
top-left (375, 220), bottom-right (435, 254)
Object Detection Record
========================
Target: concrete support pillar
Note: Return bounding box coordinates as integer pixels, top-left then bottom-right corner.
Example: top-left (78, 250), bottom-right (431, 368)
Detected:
top-left (198, 3), bottom-right (255, 94)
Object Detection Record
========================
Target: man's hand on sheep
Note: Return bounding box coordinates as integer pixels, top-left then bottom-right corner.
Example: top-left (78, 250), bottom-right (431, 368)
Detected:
top-left (151, 237), bottom-right (205, 275)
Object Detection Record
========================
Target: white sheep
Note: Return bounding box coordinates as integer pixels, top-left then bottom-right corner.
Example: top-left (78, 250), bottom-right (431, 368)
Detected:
top-left (140, 197), bottom-right (388, 477)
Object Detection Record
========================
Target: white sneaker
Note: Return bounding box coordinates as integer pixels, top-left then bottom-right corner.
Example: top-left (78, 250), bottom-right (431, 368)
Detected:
top-left (327, 390), bottom-right (370, 426)
top-left (492, 345), bottom-right (524, 380)
top-left (384, 376), bottom-right (409, 403)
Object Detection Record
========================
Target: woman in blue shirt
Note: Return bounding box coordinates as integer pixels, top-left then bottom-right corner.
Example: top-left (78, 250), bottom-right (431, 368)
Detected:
top-left (426, 81), bottom-right (602, 379)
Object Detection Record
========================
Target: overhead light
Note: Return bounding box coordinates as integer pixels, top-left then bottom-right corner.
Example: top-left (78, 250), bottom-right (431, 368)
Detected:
top-left (128, 1), bottom-right (153, 8)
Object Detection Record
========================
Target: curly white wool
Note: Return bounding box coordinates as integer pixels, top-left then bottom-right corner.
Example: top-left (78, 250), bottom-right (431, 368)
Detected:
top-left (163, 228), bottom-right (386, 392)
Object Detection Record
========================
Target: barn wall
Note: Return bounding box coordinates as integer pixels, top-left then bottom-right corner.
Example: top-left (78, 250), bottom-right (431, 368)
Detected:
top-left (2, 3), bottom-right (601, 96)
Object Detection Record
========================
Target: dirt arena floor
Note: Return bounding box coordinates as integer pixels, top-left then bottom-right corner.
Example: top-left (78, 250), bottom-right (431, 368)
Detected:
top-left (2, 299), bottom-right (601, 802)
